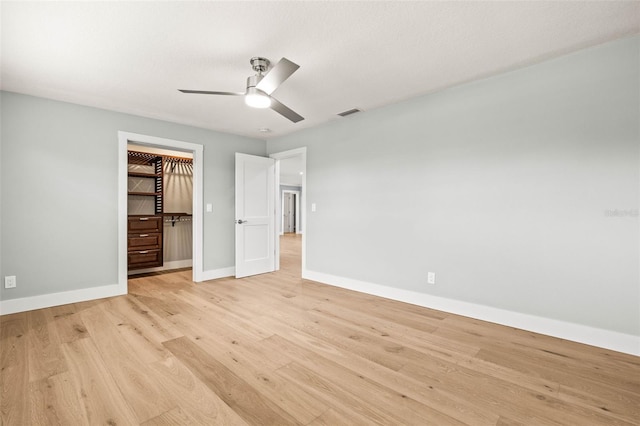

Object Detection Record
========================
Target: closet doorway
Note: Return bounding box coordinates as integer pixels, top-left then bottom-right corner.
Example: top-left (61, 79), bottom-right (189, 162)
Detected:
top-left (118, 132), bottom-right (204, 293)
top-left (127, 144), bottom-right (194, 274)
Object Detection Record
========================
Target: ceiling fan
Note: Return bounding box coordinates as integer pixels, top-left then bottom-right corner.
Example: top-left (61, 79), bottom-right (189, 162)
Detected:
top-left (179, 57), bottom-right (304, 123)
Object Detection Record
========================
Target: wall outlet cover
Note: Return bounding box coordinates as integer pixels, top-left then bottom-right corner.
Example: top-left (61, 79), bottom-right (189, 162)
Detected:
top-left (4, 276), bottom-right (16, 289)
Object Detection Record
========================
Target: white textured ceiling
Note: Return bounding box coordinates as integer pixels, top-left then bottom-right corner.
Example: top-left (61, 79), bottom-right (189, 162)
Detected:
top-left (2, 1), bottom-right (638, 140)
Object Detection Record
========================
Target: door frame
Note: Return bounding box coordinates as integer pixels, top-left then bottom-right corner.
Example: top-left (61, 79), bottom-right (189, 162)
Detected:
top-left (118, 131), bottom-right (204, 293)
top-left (281, 190), bottom-right (301, 235)
top-left (269, 147), bottom-right (307, 272)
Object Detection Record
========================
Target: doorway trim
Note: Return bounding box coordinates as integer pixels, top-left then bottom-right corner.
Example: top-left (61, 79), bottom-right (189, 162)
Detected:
top-left (118, 131), bottom-right (204, 293)
top-left (281, 190), bottom-right (301, 235)
top-left (269, 147), bottom-right (306, 272)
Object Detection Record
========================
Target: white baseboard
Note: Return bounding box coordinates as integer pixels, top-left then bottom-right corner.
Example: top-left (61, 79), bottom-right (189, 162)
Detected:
top-left (303, 269), bottom-right (640, 356)
top-left (0, 284), bottom-right (125, 316)
top-left (127, 259), bottom-right (193, 276)
top-left (200, 266), bottom-right (235, 281)
top-left (0, 265), bottom-right (234, 316)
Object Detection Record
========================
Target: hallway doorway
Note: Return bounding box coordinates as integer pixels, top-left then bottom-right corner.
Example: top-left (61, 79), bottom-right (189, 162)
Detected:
top-left (282, 190), bottom-right (300, 234)
top-left (270, 147), bottom-right (306, 275)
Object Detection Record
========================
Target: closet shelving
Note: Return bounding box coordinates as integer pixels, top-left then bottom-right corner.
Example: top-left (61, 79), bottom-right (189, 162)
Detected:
top-left (127, 151), bottom-right (164, 213)
top-left (127, 151), bottom-right (164, 270)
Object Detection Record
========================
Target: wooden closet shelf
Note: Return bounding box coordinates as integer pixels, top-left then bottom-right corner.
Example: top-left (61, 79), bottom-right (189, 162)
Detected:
top-left (128, 171), bottom-right (161, 178)
top-left (128, 152), bottom-right (162, 166)
top-left (128, 192), bottom-right (162, 196)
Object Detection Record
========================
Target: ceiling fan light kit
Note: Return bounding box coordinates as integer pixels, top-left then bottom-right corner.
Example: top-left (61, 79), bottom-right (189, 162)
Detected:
top-left (245, 87), bottom-right (271, 108)
top-left (179, 56), bottom-right (304, 123)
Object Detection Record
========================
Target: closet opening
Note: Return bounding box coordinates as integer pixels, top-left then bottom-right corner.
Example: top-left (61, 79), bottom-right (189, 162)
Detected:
top-left (127, 144), bottom-right (194, 275)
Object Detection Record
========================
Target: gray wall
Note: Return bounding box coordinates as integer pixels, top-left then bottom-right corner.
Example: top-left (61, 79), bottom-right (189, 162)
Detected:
top-left (267, 36), bottom-right (640, 336)
top-left (0, 91), bottom-right (264, 300)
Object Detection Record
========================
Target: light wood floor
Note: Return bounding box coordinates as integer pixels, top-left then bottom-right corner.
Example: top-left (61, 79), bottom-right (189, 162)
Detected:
top-left (1, 234), bottom-right (639, 425)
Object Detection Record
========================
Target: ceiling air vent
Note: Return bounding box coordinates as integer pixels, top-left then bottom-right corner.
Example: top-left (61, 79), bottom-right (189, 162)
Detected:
top-left (337, 108), bottom-right (361, 117)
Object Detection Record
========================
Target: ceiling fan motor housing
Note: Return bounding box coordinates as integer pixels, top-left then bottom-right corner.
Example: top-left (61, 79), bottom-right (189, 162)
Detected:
top-left (247, 57), bottom-right (269, 91)
top-left (246, 74), bottom-right (264, 90)
top-left (250, 57), bottom-right (270, 73)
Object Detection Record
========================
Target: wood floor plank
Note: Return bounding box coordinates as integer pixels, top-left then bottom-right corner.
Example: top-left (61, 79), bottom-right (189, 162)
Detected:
top-left (311, 301), bottom-right (482, 364)
top-left (79, 303), bottom-right (176, 423)
top-left (170, 289), bottom-right (273, 341)
top-left (0, 313), bottom-right (29, 425)
top-left (307, 407), bottom-right (376, 426)
top-left (496, 416), bottom-right (526, 426)
top-left (29, 371), bottom-right (89, 425)
top-left (0, 363), bottom-right (29, 425)
top-left (61, 337), bottom-right (139, 425)
top-left (557, 383), bottom-right (640, 425)
top-left (276, 360), bottom-right (401, 425)
top-left (147, 355), bottom-right (249, 426)
top-left (107, 295), bottom-right (183, 341)
top-left (0, 313), bottom-right (27, 370)
top-left (261, 332), bottom-right (500, 425)
top-left (140, 406), bottom-right (200, 426)
top-left (402, 352), bottom-right (637, 426)
top-left (286, 348), bottom-right (466, 425)
top-left (190, 328), bottom-right (329, 424)
top-left (130, 292), bottom-right (193, 318)
top-left (99, 296), bottom-right (181, 364)
top-left (476, 346), bottom-right (640, 397)
top-left (47, 304), bottom-right (90, 344)
top-left (163, 336), bottom-right (302, 426)
top-left (26, 309), bottom-right (67, 382)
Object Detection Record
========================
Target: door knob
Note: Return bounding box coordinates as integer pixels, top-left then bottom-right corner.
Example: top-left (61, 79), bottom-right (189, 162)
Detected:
top-left (236, 219), bottom-right (247, 224)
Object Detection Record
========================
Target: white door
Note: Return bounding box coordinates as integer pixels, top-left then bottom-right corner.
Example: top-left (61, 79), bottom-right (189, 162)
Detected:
top-left (235, 153), bottom-right (276, 278)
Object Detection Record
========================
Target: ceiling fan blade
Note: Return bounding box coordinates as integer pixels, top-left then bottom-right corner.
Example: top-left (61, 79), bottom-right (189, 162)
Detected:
top-left (269, 97), bottom-right (304, 123)
top-left (178, 89), bottom-right (244, 96)
top-left (255, 57), bottom-right (300, 95)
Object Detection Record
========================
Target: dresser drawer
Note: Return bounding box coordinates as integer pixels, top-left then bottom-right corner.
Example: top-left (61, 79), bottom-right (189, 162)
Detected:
top-left (128, 233), bottom-right (161, 251)
top-left (128, 216), bottom-right (162, 233)
top-left (128, 249), bottom-right (162, 270)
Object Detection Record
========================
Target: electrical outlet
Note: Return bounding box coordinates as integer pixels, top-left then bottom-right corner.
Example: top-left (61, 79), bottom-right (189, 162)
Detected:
top-left (427, 272), bottom-right (436, 285)
top-left (4, 276), bottom-right (16, 289)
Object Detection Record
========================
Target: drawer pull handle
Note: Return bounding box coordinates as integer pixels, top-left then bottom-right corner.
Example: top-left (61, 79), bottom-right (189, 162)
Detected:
top-left (139, 234), bottom-right (149, 237)
top-left (139, 217), bottom-right (150, 221)
top-left (138, 250), bottom-right (149, 254)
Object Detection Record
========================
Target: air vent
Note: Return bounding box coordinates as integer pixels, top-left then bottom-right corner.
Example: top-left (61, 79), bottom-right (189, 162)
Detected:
top-left (337, 108), bottom-right (362, 117)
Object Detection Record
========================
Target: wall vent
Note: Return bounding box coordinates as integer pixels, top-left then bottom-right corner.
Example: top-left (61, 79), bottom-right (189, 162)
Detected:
top-left (337, 108), bottom-right (362, 117)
